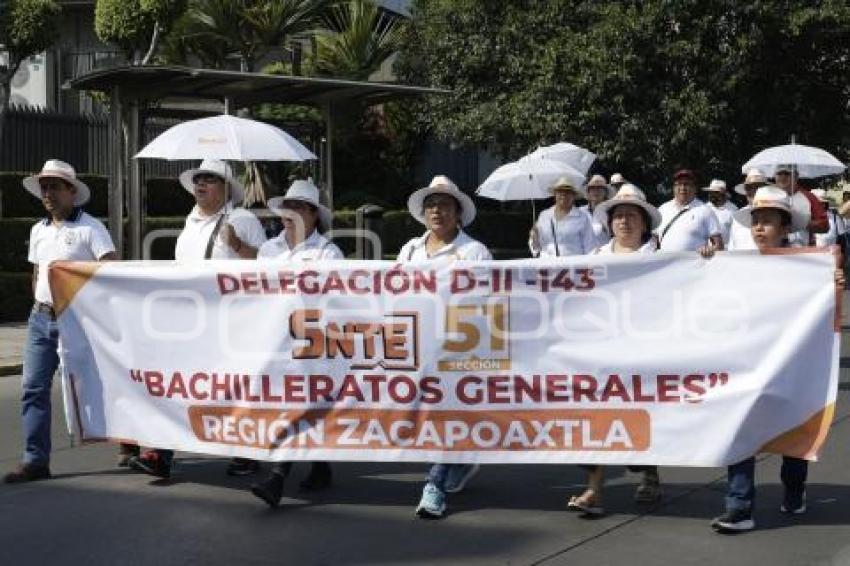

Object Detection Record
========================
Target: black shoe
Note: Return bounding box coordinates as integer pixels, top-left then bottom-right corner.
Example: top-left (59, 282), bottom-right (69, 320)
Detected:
top-left (3, 463), bottom-right (51, 484)
top-left (226, 458), bottom-right (260, 476)
top-left (711, 509), bottom-right (755, 533)
top-left (780, 489), bottom-right (806, 514)
top-left (299, 462), bottom-right (332, 491)
top-left (128, 450), bottom-right (173, 479)
top-left (251, 474), bottom-right (285, 507)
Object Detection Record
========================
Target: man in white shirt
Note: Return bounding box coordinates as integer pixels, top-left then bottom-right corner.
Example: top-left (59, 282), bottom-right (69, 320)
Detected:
top-left (4, 160), bottom-right (117, 484)
top-left (656, 169), bottom-right (723, 252)
top-left (702, 179), bottom-right (737, 245)
top-left (529, 176), bottom-right (596, 257)
top-left (128, 159), bottom-right (267, 479)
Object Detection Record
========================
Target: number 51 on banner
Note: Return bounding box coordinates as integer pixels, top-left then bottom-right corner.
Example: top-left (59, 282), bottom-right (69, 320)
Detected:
top-left (439, 297), bottom-right (511, 371)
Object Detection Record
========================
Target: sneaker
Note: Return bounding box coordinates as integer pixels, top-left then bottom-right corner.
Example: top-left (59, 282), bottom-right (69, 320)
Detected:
top-left (711, 509), bottom-right (755, 533)
top-left (3, 463), bottom-right (51, 484)
top-left (250, 473), bottom-right (285, 508)
top-left (117, 444), bottom-right (140, 467)
top-left (444, 464), bottom-right (480, 494)
top-left (780, 489), bottom-right (806, 514)
top-left (634, 478), bottom-right (663, 503)
top-left (299, 462), bottom-right (332, 491)
top-left (128, 450), bottom-right (173, 479)
top-left (415, 483), bottom-right (447, 519)
top-left (226, 458), bottom-right (260, 476)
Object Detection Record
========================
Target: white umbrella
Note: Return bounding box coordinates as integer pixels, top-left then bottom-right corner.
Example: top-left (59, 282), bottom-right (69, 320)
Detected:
top-left (741, 144), bottom-right (846, 178)
top-left (135, 115), bottom-right (317, 161)
top-left (527, 142), bottom-right (596, 175)
top-left (477, 156), bottom-right (586, 201)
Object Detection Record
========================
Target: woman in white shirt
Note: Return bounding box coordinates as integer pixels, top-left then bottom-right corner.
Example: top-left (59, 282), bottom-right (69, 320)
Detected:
top-left (250, 179), bottom-right (343, 508)
top-left (580, 174), bottom-right (613, 247)
top-left (529, 176), bottom-right (597, 257)
top-left (400, 175), bottom-right (491, 520)
top-left (567, 184), bottom-right (664, 516)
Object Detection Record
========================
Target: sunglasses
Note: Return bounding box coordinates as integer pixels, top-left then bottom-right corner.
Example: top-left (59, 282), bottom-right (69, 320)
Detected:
top-left (193, 174), bottom-right (223, 185)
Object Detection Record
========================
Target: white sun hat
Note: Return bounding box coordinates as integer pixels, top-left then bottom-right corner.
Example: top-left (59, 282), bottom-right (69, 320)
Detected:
top-left (22, 159), bottom-right (91, 206)
top-left (733, 185), bottom-right (807, 231)
top-left (610, 173), bottom-right (627, 187)
top-left (267, 179), bottom-right (332, 231)
top-left (179, 158), bottom-right (245, 203)
top-left (702, 179), bottom-right (727, 192)
top-left (734, 168), bottom-right (768, 196)
top-left (408, 175), bottom-right (476, 227)
top-left (593, 183), bottom-right (662, 230)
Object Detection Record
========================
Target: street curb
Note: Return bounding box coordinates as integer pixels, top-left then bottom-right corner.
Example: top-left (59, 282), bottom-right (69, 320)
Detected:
top-left (0, 364), bottom-right (22, 377)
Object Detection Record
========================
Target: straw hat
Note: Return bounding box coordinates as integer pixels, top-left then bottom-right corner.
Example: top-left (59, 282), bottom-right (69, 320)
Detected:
top-left (732, 185), bottom-right (807, 231)
top-left (22, 159), bottom-right (91, 206)
top-left (408, 175), bottom-right (476, 227)
top-left (586, 174), bottom-right (613, 197)
top-left (179, 158), bottom-right (245, 203)
top-left (548, 176), bottom-right (587, 198)
top-left (610, 173), bottom-right (627, 187)
top-left (267, 179), bottom-right (332, 231)
top-left (593, 183), bottom-right (662, 230)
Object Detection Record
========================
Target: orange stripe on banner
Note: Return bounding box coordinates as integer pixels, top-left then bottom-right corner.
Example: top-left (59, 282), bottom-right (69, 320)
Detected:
top-left (760, 403), bottom-right (836, 461)
top-left (49, 261), bottom-right (102, 317)
top-left (186, 407), bottom-right (651, 452)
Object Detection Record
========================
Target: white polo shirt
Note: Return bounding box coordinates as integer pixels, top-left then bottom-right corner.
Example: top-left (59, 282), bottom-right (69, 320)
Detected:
top-left (398, 230), bottom-right (492, 262)
top-left (530, 205), bottom-right (597, 257)
top-left (727, 206), bottom-right (756, 251)
top-left (174, 202), bottom-right (267, 261)
top-left (28, 209), bottom-right (115, 305)
top-left (657, 198), bottom-right (722, 252)
top-left (258, 229), bottom-right (343, 261)
top-left (708, 202), bottom-right (735, 245)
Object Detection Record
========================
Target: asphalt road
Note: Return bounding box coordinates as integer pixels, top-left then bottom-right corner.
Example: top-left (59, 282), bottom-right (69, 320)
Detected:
top-left (2, 357), bottom-right (850, 565)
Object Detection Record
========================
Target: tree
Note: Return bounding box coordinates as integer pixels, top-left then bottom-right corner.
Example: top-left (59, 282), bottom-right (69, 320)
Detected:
top-left (179, 0), bottom-right (333, 72)
top-left (94, 0), bottom-right (187, 64)
top-left (396, 0), bottom-right (850, 192)
top-left (308, 0), bottom-right (404, 80)
top-left (0, 0), bottom-right (60, 145)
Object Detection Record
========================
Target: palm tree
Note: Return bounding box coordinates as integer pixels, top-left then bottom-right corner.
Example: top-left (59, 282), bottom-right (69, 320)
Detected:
top-left (309, 0), bottom-right (405, 80)
top-left (182, 0), bottom-right (334, 71)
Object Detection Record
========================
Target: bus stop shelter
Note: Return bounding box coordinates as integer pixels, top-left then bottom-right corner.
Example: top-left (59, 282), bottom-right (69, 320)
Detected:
top-left (67, 65), bottom-right (447, 259)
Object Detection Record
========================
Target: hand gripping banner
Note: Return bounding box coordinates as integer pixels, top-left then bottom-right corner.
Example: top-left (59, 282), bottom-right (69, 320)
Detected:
top-left (49, 249), bottom-right (840, 466)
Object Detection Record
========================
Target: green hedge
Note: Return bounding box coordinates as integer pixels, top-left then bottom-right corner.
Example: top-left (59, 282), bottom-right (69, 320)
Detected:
top-left (0, 272), bottom-right (33, 323)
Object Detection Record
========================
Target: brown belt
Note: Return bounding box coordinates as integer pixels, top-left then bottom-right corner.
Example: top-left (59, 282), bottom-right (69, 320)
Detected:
top-left (33, 302), bottom-right (56, 319)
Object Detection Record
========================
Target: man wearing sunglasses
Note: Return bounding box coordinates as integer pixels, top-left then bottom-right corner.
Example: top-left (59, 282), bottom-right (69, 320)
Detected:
top-left (126, 158), bottom-right (267, 479)
top-left (771, 164), bottom-right (827, 247)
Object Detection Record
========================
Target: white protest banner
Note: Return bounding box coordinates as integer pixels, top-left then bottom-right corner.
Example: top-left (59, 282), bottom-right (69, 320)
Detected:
top-left (50, 249), bottom-right (840, 466)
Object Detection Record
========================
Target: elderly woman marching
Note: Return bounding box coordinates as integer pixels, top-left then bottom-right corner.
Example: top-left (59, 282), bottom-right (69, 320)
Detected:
top-left (728, 168), bottom-right (768, 251)
top-left (249, 179), bottom-right (344, 508)
top-left (399, 175), bottom-right (492, 519)
top-left (580, 174), bottom-right (613, 247)
top-left (529, 176), bottom-right (597, 257)
top-left (566, 184), bottom-right (664, 516)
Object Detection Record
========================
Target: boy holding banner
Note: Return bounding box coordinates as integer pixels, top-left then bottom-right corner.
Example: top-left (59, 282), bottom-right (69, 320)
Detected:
top-left (709, 185), bottom-right (843, 533)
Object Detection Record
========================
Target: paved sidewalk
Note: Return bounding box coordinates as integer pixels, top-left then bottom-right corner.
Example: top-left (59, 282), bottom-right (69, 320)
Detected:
top-left (0, 322), bottom-right (26, 376)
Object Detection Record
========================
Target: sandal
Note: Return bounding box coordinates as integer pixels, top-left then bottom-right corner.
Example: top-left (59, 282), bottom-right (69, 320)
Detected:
top-left (567, 491), bottom-right (605, 517)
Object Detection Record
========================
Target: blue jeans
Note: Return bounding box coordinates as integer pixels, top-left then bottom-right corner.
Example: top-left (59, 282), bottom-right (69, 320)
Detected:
top-left (427, 463), bottom-right (473, 492)
top-left (21, 309), bottom-right (60, 466)
top-left (726, 456), bottom-right (808, 512)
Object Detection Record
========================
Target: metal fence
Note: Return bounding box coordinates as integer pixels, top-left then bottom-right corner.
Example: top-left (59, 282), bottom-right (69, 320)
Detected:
top-left (0, 106), bottom-right (323, 180)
